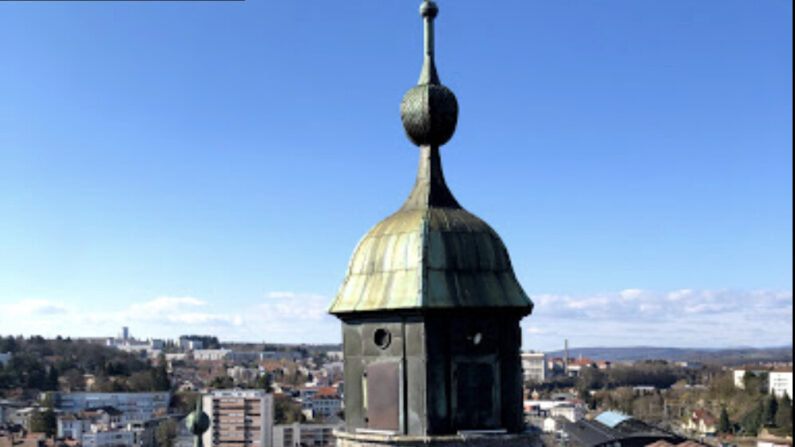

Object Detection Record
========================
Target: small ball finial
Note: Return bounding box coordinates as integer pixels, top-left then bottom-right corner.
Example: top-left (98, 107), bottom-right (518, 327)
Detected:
top-left (420, 1), bottom-right (438, 19)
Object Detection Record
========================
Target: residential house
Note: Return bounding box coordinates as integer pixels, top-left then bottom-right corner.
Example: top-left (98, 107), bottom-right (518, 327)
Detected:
top-left (683, 409), bottom-right (717, 435)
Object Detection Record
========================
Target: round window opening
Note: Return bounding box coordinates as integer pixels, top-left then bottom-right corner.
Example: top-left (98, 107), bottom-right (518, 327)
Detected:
top-left (472, 332), bottom-right (483, 346)
top-left (374, 328), bottom-right (392, 349)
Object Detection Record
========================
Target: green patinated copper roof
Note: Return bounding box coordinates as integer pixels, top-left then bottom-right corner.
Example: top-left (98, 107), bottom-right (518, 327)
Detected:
top-left (328, 146), bottom-right (533, 315)
top-left (328, 1), bottom-right (533, 315)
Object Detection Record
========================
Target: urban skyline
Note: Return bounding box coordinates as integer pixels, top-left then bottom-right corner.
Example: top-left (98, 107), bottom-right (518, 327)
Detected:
top-left (1, 0), bottom-right (792, 350)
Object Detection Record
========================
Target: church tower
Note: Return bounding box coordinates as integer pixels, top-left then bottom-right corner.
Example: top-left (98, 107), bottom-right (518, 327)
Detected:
top-left (329, 1), bottom-right (536, 445)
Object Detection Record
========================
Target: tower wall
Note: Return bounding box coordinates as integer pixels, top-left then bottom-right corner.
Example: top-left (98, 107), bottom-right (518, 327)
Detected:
top-left (340, 312), bottom-right (524, 437)
top-left (341, 317), bottom-right (428, 435)
top-left (425, 313), bottom-right (524, 435)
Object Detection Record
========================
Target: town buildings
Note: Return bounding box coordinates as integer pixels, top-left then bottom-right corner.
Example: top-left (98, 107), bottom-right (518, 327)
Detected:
top-left (307, 387), bottom-right (342, 420)
top-left (768, 369), bottom-right (793, 398)
top-left (52, 392), bottom-right (170, 423)
top-left (179, 336), bottom-right (205, 351)
top-left (550, 404), bottom-right (586, 424)
top-left (732, 366), bottom-right (793, 398)
top-left (273, 423), bottom-right (341, 447)
top-left (293, 386), bottom-right (342, 421)
top-left (734, 368), bottom-right (746, 388)
top-left (227, 366), bottom-right (260, 385)
top-left (81, 429), bottom-right (136, 447)
top-left (567, 358), bottom-right (597, 377)
top-left (522, 352), bottom-right (547, 383)
top-left (103, 327), bottom-right (165, 358)
top-left (733, 366), bottom-right (772, 389)
top-left (201, 389), bottom-right (273, 447)
top-left (194, 349), bottom-right (232, 362)
top-left (682, 409), bottom-right (717, 435)
top-left (556, 410), bottom-right (684, 447)
top-left (57, 407), bottom-right (121, 441)
top-left (56, 406), bottom-right (165, 447)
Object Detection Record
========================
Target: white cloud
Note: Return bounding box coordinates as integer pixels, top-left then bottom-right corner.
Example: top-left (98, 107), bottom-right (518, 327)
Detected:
top-left (0, 292), bottom-right (337, 343)
top-left (128, 296), bottom-right (205, 314)
top-left (522, 289), bottom-right (792, 350)
top-left (3, 299), bottom-right (68, 315)
top-left (1, 289), bottom-right (790, 349)
top-left (527, 288), bottom-right (787, 320)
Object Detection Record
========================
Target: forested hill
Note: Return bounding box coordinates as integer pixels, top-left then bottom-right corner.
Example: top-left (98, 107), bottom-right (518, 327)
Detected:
top-left (0, 336), bottom-right (169, 396)
top-left (544, 346), bottom-right (793, 365)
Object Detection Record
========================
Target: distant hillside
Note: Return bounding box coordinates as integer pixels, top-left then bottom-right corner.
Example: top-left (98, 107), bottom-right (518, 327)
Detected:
top-left (544, 346), bottom-right (792, 365)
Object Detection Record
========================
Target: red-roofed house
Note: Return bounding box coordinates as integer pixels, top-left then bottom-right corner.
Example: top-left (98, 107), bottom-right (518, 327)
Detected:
top-left (683, 409), bottom-right (717, 435)
top-left (312, 387), bottom-right (342, 419)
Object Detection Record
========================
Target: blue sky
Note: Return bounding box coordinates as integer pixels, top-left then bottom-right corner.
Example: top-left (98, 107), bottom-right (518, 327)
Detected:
top-left (0, 0), bottom-right (791, 350)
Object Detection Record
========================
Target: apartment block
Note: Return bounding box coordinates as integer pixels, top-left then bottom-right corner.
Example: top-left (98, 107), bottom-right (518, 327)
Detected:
top-left (272, 423), bottom-right (340, 447)
top-left (52, 392), bottom-right (170, 423)
top-left (202, 389), bottom-right (273, 447)
top-left (521, 352), bottom-right (547, 383)
top-left (769, 369), bottom-right (793, 399)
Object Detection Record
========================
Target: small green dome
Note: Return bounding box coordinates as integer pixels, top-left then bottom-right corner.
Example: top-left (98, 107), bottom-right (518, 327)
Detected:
top-left (329, 146), bottom-right (533, 315)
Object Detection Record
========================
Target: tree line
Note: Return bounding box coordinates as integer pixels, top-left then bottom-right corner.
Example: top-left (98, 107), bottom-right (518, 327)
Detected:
top-left (0, 336), bottom-right (170, 396)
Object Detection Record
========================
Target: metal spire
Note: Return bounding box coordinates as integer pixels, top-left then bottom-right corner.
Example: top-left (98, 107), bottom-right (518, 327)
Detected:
top-left (401, 0), bottom-right (458, 148)
top-left (418, 0), bottom-right (440, 85)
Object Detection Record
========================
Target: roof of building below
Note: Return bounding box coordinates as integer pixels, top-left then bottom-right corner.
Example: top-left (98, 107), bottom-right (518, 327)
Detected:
top-left (560, 412), bottom-right (684, 447)
top-left (595, 411), bottom-right (632, 428)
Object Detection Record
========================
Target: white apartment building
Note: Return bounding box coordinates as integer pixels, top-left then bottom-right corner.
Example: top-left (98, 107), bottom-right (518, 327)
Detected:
top-left (550, 404), bottom-right (585, 423)
top-left (57, 408), bottom-right (159, 446)
top-left (733, 369), bottom-right (748, 388)
top-left (228, 366), bottom-right (260, 384)
top-left (260, 351), bottom-right (304, 362)
top-left (58, 416), bottom-right (97, 441)
top-left (521, 352), bottom-right (547, 383)
top-left (769, 369), bottom-right (793, 399)
top-left (166, 353), bottom-right (188, 362)
top-left (194, 349), bottom-right (231, 361)
top-left (202, 389), bottom-right (273, 447)
top-left (733, 368), bottom-right (770, 389)
top-left (53, 392), bottom-right (170, 423)
top-left (272, 423), bottom-right (341, 447)
top-left (325, 351), bottom-right (343, 361)
top-left (229, 352), bottom-right (263, 363)
top-left (178, 337), bottom-right (204, 351)
top-left (82, 430), bottom-right (136, 447)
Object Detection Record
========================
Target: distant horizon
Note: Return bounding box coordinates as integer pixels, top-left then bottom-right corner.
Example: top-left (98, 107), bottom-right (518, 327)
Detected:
top-left (2, 333), bottom-right (792, 353)
top-left (1, 325), bottom-right (793, 353)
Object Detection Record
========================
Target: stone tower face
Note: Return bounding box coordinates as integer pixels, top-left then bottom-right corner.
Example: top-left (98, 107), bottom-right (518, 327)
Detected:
top-left (328, 0), bottom-right (534, 439)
